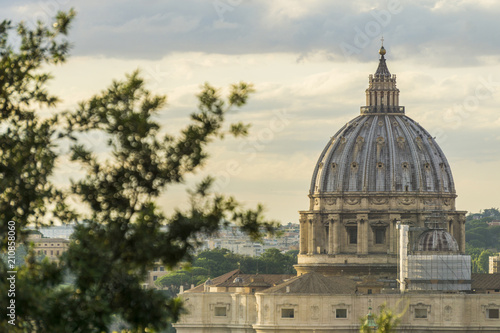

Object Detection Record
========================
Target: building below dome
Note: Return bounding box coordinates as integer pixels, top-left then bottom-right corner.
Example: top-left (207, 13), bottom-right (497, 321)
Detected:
top-left (295, 46), bottom-right (467, 278)
top-left (174, 45), bottom-right (500, 333)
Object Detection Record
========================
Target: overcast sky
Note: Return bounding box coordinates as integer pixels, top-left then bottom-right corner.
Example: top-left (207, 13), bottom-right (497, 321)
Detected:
top-left (3, 0), bottom-right (500, 223)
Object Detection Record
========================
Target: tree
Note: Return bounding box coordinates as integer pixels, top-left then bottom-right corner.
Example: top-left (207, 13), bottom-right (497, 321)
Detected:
top-left (155, 267), bottom-right (209, 294)
top-left (483, 208), bottom-right (500, 218)
top-left (0, 11), bottom-right (278, 333)
top-left (478, 249), bottom-right (495, 273)
top-left (0, 9), bottom-right (77, 249)
top-left (259, 248), bottom-right (296, 274)
top-left (360, 303), bottom-right (404, 333)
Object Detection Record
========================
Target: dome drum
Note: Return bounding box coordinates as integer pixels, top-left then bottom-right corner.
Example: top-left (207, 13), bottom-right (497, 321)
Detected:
top-left (309, 193), bottom-right (458, 213)
top-left (360, 105), bottom-right (405, 114)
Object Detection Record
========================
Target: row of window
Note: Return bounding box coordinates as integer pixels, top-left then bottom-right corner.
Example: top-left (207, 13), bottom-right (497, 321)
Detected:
top-left (213, 306), bottom-right (500, 320)
top-left (347, 227), bottom-right (385, 244)
top-left (37, 250), bottom-right (61, 256)
top-left (37, 243), bottom-right (64, 247)
top-left (281, 308), bottom-right (347, 319)
top-left (215, 307), bottom-right (348, 319)
top-left (279, 308), bottom-right (499, 320)
top-left (152, 266), bottom-right (165, 271)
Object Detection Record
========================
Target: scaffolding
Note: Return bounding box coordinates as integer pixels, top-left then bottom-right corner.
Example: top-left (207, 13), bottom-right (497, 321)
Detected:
top-left (405, 254), bottom-right (471, 291)
top-left (397, 217), bottom-right (472, 293)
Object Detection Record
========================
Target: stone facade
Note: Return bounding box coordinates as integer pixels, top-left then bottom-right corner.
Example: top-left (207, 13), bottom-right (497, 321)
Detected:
top-left (176, 289), bottom-right (500, 332)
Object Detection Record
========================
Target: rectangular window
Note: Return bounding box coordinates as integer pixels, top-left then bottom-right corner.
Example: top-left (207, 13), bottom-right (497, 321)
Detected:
top-left (348, 227), bottom-right (357, 244)
top-left (51, 250), bottom-right (53, 255)
top-left (56, 251), bottom-right (59, 255)
top-left (281, 308), bottom-right (294, 318)
top-left (153, 276), bottom-right (157, 281)
top-left (415, 308), bottom-right (428, 319)
top-left (375, 229), bottom-right (385, 244)
top-left (153, 267), bottom-right (158, 271)
top-left (215, 306), bottom-right (227, 317)
top-left (160, 266), bottom-right (164, 271)
top-left (488, 309), bottom-right (499, 319)
top-left (336, 309), bottom-right (347, 318)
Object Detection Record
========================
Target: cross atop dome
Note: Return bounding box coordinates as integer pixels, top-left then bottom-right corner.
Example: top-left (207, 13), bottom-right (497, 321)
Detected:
top-left (375, 41), bottom-right (391, 77)
top-left (379, 36), bottom-right (386, 56)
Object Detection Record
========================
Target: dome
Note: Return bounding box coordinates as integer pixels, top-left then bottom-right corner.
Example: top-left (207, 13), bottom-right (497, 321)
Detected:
top-left (309, 47), bottom-right (455, 195)
top-left (309, 114), bottom-right (455, 194)
top-left (415, 229), bottom-right (459, 252)
top-left (296, 45), bottom-right (466, 278)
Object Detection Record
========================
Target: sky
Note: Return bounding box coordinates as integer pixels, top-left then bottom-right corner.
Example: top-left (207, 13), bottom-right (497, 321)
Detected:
top-left (2, 0), bottom-right (500, 223)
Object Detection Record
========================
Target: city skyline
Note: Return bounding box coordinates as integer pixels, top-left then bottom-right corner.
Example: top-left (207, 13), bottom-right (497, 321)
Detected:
top-left (3, 0), bottom-right (500, 223)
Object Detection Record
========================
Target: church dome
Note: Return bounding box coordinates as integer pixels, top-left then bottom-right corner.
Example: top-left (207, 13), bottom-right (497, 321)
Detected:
top-left (309, 114), bottom-right (455, 194)
top-left (309, 49), bottom-right (455, 194)
top-left (415, 229), bottom-right (459, 252)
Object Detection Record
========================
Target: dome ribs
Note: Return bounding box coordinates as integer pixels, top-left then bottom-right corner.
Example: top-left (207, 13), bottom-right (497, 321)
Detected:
top-left (360, 115), bottom-right (379, 192)
top-left (394, 116), bottom-right (424, 192)
top-left (384, 116), bottom-right (398, 191)
top-left (309, 123), bottom-right (348, 194)
top-left (336, 117), bottom-right (372, 193)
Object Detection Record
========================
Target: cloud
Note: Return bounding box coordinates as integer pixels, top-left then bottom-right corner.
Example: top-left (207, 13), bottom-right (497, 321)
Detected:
top-left (3, 0), bottom-right (500, 67)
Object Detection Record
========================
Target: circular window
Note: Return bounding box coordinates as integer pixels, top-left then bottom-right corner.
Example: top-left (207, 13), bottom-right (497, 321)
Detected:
top-left (377, 162), bottom-right (384, 169)
top-left (402, 162), bottom-right (409, 169)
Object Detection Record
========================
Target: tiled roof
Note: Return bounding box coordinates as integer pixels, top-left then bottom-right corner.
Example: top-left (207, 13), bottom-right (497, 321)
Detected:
top-left (261, 272), bottom-right (357, 294)
top-left (185, 269), bottom-right (240, 293)
top-left (34, 238), bottom-right (69, 243)
top-left (217, 274), bottom-right (293, 288)
top-left (471, 273), bottom-right (500, 291)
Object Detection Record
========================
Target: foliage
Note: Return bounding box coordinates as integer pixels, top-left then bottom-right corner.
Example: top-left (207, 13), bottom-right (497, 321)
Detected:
top-left (155, 248), bottom-right (298, 291)
top-left (465, 219), bottom-right (500, 247)
top-left (0, 10), bottom-right (279, 333)
top-left (0, 9), bottom-right (77, 250)
top-left (465, 208), bottom-right (500, 273)
top-left (466, 245), bottom-right (496, 273)
top-left (359, 303), bottom-right (404, 333)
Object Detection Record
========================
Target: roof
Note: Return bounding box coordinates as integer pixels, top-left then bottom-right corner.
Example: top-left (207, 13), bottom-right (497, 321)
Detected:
top-left (309, 114), bottom-right (455, 194)
top-left (415, 229), bottom-right (459, 253)
top-left (185, 269), bottom-right (241, 293)
top-left (472, 274), bottom-right (500, 291)
top-left (217, 274), bottom-right (293, 288)
top-left (34, 238), bottom-right (70, 243)
top-left (375, 54), bottom-right (391, 77)
top-left (186, 270), bottom-right (293, 293)
top-left (261, 272), bottom-right (357, 295)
